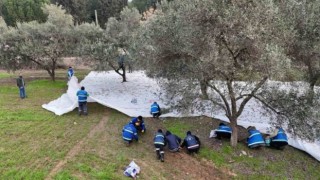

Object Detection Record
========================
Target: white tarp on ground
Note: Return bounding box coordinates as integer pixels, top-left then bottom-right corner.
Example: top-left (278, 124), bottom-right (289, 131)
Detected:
top-left (42, 71), bottom-right (320, 161)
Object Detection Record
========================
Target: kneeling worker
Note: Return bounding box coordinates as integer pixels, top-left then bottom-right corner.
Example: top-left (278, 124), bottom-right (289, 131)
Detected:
top-left (181, 131), bottom-right (201, 154)
top-left (215, 122), bottom-right (232, 139)
top-left (154, 129), bottom-right (166, 162)
top-left (150, 102), bottom-right (161, 118)
top-left (130, 116), bottom-right (146, 133)
top-left (267, 127), bottom-right (288, 150)
top-left (122, 123), bottom-right (138, 145)
top-left (165, 131), bottom-right (181, 152)
top-left (247, 126), bottom-right (265, 149)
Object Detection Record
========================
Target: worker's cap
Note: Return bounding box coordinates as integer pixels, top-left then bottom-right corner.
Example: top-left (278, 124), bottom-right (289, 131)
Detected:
top-left (186, 131), bottom-right (191, 135)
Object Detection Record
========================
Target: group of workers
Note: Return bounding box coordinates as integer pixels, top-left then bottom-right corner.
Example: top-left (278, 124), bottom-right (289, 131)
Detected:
top-left (216, 123), bottom-right (288, 150)
top-left (72, 67), bottom-right (289, 162)
top-left (122, 103), bottom-right (201, 162)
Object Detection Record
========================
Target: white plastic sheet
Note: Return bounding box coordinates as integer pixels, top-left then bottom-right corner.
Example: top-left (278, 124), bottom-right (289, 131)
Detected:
top-left (42, 71), bottom-right (320, 161)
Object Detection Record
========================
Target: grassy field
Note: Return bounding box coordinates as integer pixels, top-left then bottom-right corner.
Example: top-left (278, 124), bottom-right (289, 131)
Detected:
top-left (0, 70), bottom-right (319, 179)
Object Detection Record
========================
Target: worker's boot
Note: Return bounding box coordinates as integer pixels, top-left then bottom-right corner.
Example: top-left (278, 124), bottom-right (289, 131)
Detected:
top-left (160, 151), bottom-right (164, 162)
top-left (156, 149), bottom-right (160, 160)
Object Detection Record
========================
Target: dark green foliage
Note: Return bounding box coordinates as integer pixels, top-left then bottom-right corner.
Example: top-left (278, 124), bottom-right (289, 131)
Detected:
top-left (50, 0), bottom-right (128, 28)
top-left (0, 0), bottom-right (48, 27)
top-left (129, 0), bottom-right (149, 13)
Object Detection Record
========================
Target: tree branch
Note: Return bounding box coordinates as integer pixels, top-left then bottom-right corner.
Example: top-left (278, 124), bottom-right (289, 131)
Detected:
top-left (207, 82), bottom-right (231, 117)
top-left (207, 96), bottom-right (227, 112)
top-left (236, 76), bottom-right (268, 117)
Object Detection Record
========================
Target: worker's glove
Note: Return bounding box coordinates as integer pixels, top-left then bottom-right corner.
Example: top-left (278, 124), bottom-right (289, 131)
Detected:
top-left (141, 130), bottom-right (145, 133)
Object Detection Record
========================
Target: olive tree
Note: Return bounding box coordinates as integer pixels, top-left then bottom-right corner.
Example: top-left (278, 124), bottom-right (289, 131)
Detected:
top-left (0, 4), bottom-right (76, 81)
top-left (279, 0), bottom-right (320, 97)
top-left (78, 7), bottom-right (141, 82)
top-left (133, 0), bottom-right (290, 146)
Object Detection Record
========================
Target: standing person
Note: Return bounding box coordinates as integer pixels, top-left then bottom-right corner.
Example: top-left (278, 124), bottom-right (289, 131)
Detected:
top-left (76, 86), bottom-right (89, 116)
top-left (181, 131), bottom-right (201, 154)
top-left (247, 126), bottom-right (265, 149)
top-left (165, 130), bottom-right (181, 152)
top-left (122, 123), bottom-right (138, 146)
top-left (150, 102), bottom-right (161, 118)
top-left (67, 67), bottom-right (74, 80)
top-left (129, 116), bottom-right (146, 133)
top-left (154, 129), bottom-right (166, 162)
top-left (16, 75), bottom-right (26, 99)
top-left (116, 53), bottom-right (125, 73)
top-left (215, 123), bottom-right (232, 140)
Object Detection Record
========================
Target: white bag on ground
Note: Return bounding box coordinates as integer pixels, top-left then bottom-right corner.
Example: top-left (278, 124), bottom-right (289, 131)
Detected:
top-left (209, 130), bottom-right (217, 138)
top-left (124, 161), bottom-right (140, 178)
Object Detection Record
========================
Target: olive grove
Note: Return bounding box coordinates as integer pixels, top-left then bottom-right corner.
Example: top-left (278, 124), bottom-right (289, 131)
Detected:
top-left (131, 0), bottom-right (320, 146)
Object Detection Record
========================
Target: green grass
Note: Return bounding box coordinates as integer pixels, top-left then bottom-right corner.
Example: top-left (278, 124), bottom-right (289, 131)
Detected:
top-left (163, 119), bottom-right (192, 138)
top-left (0, 72), bottom-right (319, 179)
top-left (0, 72), bottom-right (13, 79)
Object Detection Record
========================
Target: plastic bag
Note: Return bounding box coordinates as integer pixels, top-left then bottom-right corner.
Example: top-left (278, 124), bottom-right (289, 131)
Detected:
top-left (124, 161), bottom-right (140, 178)
top-left (209, 130), bottom-right (217, 138)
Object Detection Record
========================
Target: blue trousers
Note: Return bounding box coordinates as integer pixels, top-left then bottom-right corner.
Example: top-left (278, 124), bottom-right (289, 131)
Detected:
top-left (78, 102), bottom-right (88, 115)
top-left (19, 87), bottom-right (26, 98)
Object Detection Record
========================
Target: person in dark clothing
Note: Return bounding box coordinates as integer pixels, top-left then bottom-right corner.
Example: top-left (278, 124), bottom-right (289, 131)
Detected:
top-left (215, 123), bottom-right (232, 140)
top-left (129, 116), bottom-right (146, 133)
top-left (76, 86), bottom-right (89, 116)
top-left (181, 131), bottom-right (201, 154)
top-left (165, 131), bottom-right (181, 152)
top-left (67, 66), bottom-right (74, 80)
top-left (154, 129), bottom-right (166, 162)
top-left (16, 75), bottom-right (26, 99)
top-left (116, 54), bottom-right (125, 73)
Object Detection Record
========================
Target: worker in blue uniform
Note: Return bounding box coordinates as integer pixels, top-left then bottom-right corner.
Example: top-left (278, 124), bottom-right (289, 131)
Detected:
top-left (122, 123), bottom-right (138, 145)
top-left (215, 123), bottom-right (232, 139)
top-left (154, 129), bottom-right (166, 162)
top-left (76, 86), bottom-right (89, 116)
top-left (181, 131), bottom-right (201, 154)
top-left (247, 126), bottom-right (265, 149)
top-left (150, 102), bottom-right (161, 118)
top-left (266, 127), bottom-right (288, 150)
top-left (67, 67), bottom-right (74, 80)
top-left (129, 116), bottom-right (146, 133)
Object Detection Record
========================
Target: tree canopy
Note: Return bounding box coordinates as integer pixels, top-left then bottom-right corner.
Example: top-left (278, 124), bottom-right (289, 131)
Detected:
top-left (131, 0), bottom-right (302, 146)
top-left (50, 0), bottom-right (128, 28)
top-left (0, 4), bottom-right (76, 81)
top-left (0, 0), bottom-right (48, 27)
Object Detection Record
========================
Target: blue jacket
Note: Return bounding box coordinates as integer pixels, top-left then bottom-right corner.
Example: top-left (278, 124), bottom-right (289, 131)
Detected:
top-left (129, 117), bottom-right (146, 131)
top-left (150, 102), bottom-right (160, 114)
top-left (77, 90), bottom-right (89, 102)
top-left (247, 129), bottom-right (265, 147)
top-left (272, 128), bottom-right (288, 142)
top-left (216, 125), bottom-right (232, 134)
top-left (184, 135), bottom-right (200, 149)
top-left (154, 132), bottom-right (166, 146)
top-left (68, 68), bottom-right (74, 77)
top-left (166, 132), bottom-right (181, 150)
top-left (122, 123), bottom-right (138, 141)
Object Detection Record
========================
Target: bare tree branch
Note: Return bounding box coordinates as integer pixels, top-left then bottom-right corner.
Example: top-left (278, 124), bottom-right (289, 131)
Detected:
top-left (207, 82), bottom-right (231, 117)
top-left (236, 76), bottom-right (268, 117)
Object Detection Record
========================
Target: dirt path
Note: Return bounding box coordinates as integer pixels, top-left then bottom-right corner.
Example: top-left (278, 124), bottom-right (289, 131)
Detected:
top-left (45, 113), bottom-right (108, 180)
